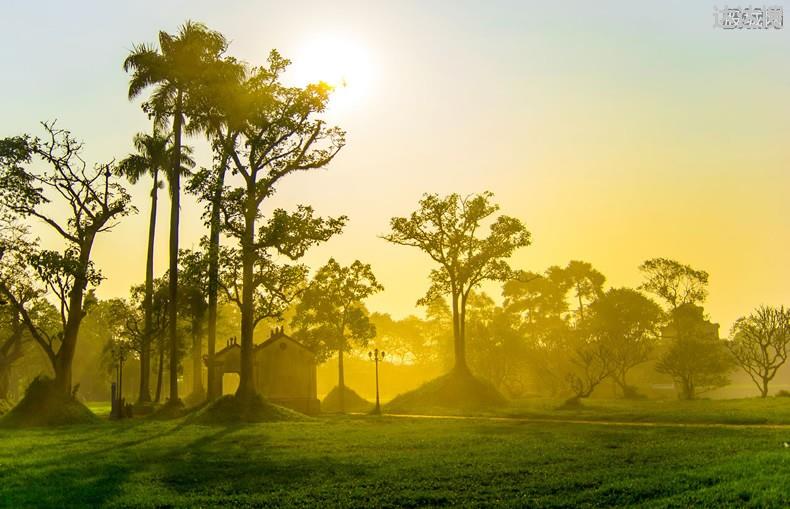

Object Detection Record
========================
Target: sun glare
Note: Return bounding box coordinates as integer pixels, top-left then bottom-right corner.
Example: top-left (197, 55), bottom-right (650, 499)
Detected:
top-left (287, 33), bottom-right (376, 115)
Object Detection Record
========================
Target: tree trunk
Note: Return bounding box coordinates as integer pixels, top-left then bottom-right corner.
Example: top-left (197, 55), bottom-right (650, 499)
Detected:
top-left (52, 234), bottom-right (95, 398)
top-left (167, 92), bottom-right (183, 405)
top-left (236, 185), bottom-right (257, 401)
top-left (453, 289), bottom-right (468, 373)
top-left (614, 371), bottom-right (628, 397)
top-left (155, 343), bottom-right (164, 403)
top-left (138, 169), bottom-right (158, 404)
top-left (338, 349), bottom-right (345, 413)
top-left (680, 376), bottom-right (694, 400)
top-left (191, 315), bottom-right (204, 397)
top-left (761, 378), bottom-right (769, 398)
top-left (205, 161), bottom-right (227, 402)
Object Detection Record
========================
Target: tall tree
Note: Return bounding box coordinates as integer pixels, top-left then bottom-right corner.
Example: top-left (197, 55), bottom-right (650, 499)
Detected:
top-left (556, 260), bottom-right (605, 322)
top-left (585, 288), bottom-right (663, 397)
top-left (384, 192), bottom-right (531, 373)
top-left (292, 259), bottom-right (383, 413)
top-left (125, 21), bottom-right (228, 405)
top-left (215, 51), bottom-right (346, 401)
top-left (503, 270), bottom-right (573, 395)
top-left (0, 123), bottom-right (133, 397)
top-left (0, 241), bottom-right (36, 401)
top-left (728, 306), bottom-right (790, 398)
top-left (656, 303), bottom-right (732, 399)
top-left (639, 258), bottom-right (709, 310)
top-left (178, 248), bottom-right (209, 400)
top-left (465, 292), bottom-right (529, 397)
top-left (185, 55), bottom-right (245, 401)
top-left (116, 129), bottom-right (192, 403)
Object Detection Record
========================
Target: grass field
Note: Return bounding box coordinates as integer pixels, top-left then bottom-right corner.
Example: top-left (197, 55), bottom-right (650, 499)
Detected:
top-left (2, 400), bottom-right (790, 507)
top-left (499, 397), bottom-right (790, 425)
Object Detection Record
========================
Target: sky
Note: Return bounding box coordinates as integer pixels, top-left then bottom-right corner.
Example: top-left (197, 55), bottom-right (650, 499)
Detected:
top-left (1, 0), bottom-right (788, 333)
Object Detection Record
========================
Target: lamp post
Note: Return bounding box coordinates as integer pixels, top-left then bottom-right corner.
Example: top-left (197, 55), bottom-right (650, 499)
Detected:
top-left (368, 348), bottom-right (385, 415)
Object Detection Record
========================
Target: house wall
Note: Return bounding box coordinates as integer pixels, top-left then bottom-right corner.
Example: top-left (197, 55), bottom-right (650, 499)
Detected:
top-left (209, 339), bottom-right (320, 414)
top-left (256, 340), bottom-right (315, 399)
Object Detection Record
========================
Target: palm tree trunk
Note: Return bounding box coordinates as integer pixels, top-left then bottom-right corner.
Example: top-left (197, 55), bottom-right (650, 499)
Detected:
top-left (167, 92), bottom-right (183, 405)
top-left (155, 342), bottom-right (164, 403)
top-left (138, 169), bottom-right (158, 404)
top-left (205, 160), bottom-right (227, 402)
top-left (191, 314), bottom-right (204, 397)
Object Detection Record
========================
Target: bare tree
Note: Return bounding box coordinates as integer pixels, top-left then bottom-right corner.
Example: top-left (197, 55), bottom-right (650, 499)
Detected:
top-left (564, 334), bottom-right (614, 404)
top-left (0, 123), bottom-right (133, 398)
top-left (728, 306), bottom-right (790, 398)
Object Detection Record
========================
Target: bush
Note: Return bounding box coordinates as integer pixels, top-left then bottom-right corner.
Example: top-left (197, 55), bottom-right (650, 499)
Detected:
top-left (622, 385), bottom-right (647, 400)
top-left (557, 396), bottom-right (584, 410)
top-left (0, 376), bottom-right (98, 428)
top-left (776, 390), bottom-right (790, 398)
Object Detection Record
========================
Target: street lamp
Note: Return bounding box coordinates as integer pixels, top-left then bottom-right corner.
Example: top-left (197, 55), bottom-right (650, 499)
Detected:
top-left (368, 348), bottom-right (385, 415)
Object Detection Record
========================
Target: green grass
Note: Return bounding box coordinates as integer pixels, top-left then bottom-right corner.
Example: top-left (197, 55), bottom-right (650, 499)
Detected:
top-left (1, 410), bottom-right (790, 507)
top-left (496, 397), bottom-right (790, 425)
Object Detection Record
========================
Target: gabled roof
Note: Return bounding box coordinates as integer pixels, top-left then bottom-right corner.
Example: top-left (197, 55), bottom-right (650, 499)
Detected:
top-left (256, 329), bottom-right (314, 353)
top-left (204, 330), bottom-right (314, 365)
top-left (215, 341), bottom-right (240, 357)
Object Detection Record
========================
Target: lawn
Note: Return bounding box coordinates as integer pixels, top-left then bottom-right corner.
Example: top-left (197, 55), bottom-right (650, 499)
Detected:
top-left (497, 396), bottom-right (790, 426)
top-left (1, 410), bottom-right (790, 507)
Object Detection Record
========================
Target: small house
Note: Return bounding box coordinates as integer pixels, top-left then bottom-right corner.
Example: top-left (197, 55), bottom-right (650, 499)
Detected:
top-left (206, 327), bottom-right (320, 414)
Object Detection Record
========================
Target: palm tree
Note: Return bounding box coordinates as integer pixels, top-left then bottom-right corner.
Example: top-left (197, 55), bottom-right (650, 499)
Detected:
top-left (124, 21), bottom-right (227, 405)
top-left (116, 130), bottom-right (194, 403)
top-left (184, 56), bottom-right (245, 402)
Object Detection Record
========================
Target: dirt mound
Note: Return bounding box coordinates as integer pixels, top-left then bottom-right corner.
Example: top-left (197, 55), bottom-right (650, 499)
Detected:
top-left (384, 368), bottom-right (507, 414)
top-left (183, 389), bottom-right (207, 408)
top-left (0, 376), bottom-right (99, 428)
top-left (189, 394), bottom-right (307, 424)
top-left (321, 385), bottom-right (373, 413)
top-left (132, 401), bottom-right (158, 416)
top-left (148, 399), bottom-right (188, 420)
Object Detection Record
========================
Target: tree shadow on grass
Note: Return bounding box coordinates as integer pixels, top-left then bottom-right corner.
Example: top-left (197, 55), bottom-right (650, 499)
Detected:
top-left (0, 421), bottom-right (374, 507)
top-left (153, 425), bottom-right (372, 505)
top-left (0, 420), bottom-right (197, 507)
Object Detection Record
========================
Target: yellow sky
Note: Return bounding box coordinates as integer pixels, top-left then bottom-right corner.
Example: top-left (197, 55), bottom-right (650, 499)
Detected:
top-left (2, 1), bottom-right (789, 334)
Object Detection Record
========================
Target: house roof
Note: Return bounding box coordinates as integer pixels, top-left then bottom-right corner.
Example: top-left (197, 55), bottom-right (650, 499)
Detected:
top-left (205, 329), bottom-right (313, 364)
top-left (210, 341), bottom-right (240, 360)
top-left (256, 329), bottom-right (314, 353)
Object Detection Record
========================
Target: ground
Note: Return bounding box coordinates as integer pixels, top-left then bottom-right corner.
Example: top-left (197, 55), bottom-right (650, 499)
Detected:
top-left (1, 400), bottom-right (789, 507)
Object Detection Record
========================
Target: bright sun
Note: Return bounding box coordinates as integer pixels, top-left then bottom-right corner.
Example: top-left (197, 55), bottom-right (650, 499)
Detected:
top-left (287, 33), bottom-right (376, 114)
